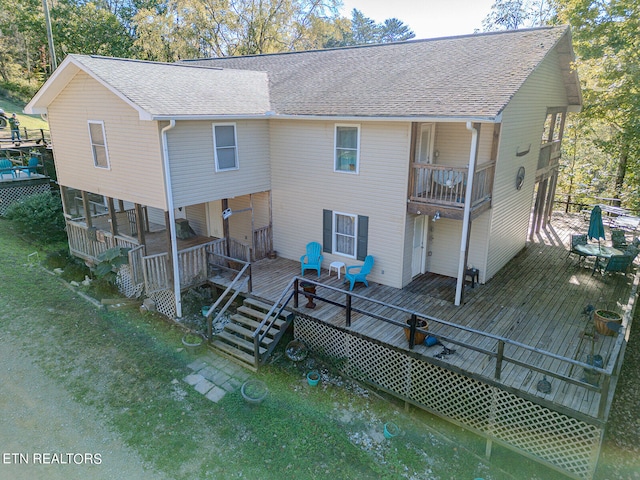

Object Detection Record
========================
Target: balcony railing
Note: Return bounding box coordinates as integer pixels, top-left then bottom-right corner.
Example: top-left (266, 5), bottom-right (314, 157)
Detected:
top-left (409, 162), bottom-right (495, 208)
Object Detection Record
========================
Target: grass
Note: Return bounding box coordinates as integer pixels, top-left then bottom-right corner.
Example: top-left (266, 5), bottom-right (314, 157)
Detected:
top-left (0, 96), bottom-right (49, 131)
top-left (4, 216), bottom-right (637, 479)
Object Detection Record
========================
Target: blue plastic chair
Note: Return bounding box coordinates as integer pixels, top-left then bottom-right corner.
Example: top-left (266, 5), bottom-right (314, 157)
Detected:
top-left (21, 157), bottom-right (41, 177)
top-left (344, 255), bottom-right (374, 291)
top-left (300, 242), bottom-right (323, 277)
top-left (0, 159), bottom-right (15, 179)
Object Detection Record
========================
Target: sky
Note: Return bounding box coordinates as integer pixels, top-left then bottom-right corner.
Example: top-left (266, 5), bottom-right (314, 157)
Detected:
top-left (340, 0), bottom-right (497, 39)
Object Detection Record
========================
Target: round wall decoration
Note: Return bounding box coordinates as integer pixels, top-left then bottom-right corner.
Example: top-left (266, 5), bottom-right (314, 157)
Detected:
top-left (516, 166), bottom-right (526, 190)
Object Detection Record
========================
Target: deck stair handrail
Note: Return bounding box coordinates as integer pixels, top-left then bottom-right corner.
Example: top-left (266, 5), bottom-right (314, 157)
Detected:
top-left (253, 277), bottom-right (298, 367)
top-left (265, 276), bottom-right (622, 420)
top-left (203, 260), bottom-right (251, 342)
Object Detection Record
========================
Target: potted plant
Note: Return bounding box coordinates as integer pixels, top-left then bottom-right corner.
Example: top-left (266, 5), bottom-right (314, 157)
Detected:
top-left (307, 370), bottom-right (320, 386)
top-left (593, 309), bottom-right (622, 336)
top-left (241, 379), bottom-right (268, 405)
top-left (181, 331), bottom-right (204, 353)
top-left (404, 317), bottom-right (428, 345)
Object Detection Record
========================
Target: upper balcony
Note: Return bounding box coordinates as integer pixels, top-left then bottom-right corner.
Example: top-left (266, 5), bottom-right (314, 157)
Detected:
top-left (407, 162), bottom-right (495, 220)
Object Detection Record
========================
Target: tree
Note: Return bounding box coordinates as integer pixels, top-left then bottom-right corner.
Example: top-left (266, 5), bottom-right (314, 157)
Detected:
top-left (349, 8), bottom-right (379, 44)
top-left (379, 18), bottom-right (415, 43)
top-left (482, 0), bottom-right (555, 31)
top-left (133, 0), bottom-right (343, 60)
top-left (556, 0), bottom-right (640, 209)
top-left (342, 9), bottom-right (414, 46)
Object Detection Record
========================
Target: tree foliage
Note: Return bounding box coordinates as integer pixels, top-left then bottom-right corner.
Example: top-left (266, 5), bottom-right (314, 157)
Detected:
top-left (556, 0), bottom-right (640, 210)
top-left (345, 9), bottom-right (414, 45)
top-left (1, 1), bottom-right (416, 91)
top-left (483, 0), bottom-right (640, 212)
top-left (4, 191), bottom-right (66, 243)
top-left (482, 0), bottom-right (555, 31)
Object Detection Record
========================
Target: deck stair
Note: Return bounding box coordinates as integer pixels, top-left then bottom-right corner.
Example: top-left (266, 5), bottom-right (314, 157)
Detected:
top-left (210, 297), bottom-right (294, 371)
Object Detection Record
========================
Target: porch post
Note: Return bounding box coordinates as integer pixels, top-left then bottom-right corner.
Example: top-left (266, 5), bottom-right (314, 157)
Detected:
top-left (222, 198), bottom-right (230, 258)
top-left (107, 197), bottom-right (118, 236)
top-left (455, 123), bottom-right (481, 306)
top-left (59, 186), bottom-right (70, 217)
top-left (135, 203), bottom-right (146, 246)
top-left (81, 191), bottom-right (93, 228)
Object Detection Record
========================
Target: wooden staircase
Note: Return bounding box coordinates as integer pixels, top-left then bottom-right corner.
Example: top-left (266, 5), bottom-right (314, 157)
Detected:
top-left (210, 297), bottom-right (294, 371)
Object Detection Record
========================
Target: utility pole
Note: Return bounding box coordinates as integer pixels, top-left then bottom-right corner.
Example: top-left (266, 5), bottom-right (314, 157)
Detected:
top-left (42, 0), bottom-right (57, 71)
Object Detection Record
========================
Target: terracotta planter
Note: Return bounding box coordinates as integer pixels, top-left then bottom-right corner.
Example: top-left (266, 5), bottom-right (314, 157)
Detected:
top-left (404, 318), bottom-right (428, 345)
top-left (594, 309), bottom-right (622, 336)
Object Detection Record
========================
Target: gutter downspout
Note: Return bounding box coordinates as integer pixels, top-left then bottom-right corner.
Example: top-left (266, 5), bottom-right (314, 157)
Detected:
top-left (455, 122), bottom-right (480, 306)
top-left (161, 120), bottom-right (182, 317)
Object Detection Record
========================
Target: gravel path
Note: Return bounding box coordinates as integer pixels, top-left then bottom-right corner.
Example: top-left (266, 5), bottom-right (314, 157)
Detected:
top-left (0, 335), bottom-right (166, 480)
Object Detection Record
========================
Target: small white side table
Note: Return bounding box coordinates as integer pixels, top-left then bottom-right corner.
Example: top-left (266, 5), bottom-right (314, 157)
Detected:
top-left (329, 261), bottom-right (346, 279)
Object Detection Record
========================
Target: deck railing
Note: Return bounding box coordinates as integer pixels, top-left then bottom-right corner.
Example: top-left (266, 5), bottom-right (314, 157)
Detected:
top-left (142, 239), bottom-right (229, 293)
top-left (252, 225), bottom-right (273, 260)
top-left (66, 220), bottom-right (139, 262)
top-left (409, 162), bottom-right (495, 208)
top-left (261, 276), bottom-right (627, 421)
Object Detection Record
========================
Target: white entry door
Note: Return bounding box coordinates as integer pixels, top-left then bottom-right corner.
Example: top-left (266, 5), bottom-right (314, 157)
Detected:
top-left (411, 215), bottom-right (427, 277)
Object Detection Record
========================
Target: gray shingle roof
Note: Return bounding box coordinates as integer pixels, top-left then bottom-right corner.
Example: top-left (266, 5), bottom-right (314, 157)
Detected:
top-left (27, 26), bottom-right (580, 121)
top-left (68, 55), bottom-right (271, 117)
top-left (182, 26), bottom-right (580, 119)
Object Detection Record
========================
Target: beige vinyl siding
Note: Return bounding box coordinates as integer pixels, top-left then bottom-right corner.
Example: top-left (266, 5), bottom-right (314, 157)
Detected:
top-left (47, 72), bottom-right (166, 209)
top-left (270, 120), bottom-right (411, 288)
top-left (486, 50), bottom-right (569, 279)
top-left (434, 123), bottom-right (494, 167)
top-left (415, 122), bottom-right (493, 282)
top-left (185, 203), bottom-right (207, 236)
top-left (252, 191), bottom-right (270, 228)
top-left (427, 212), bottom-right (490, 280)
top-left (167, 120), bottom-right (270, 207)
top-left (228, 196), bottom-right (252, 245)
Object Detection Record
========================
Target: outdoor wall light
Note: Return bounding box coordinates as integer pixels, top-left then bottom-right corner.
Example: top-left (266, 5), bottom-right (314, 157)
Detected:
top-left (432, 211), bottom-right (441, 222)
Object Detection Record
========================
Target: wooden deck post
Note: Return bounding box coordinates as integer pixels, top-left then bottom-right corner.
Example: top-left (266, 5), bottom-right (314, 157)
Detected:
top-left (408, 313), bottom-right (417, 349)
top-left (81, 191), bottom-right (92, 228)
top-left (135, 203), bottom-right (146, 246)
top-left (495, 340), bottom-right (505, 380)
top-left (107, 197), bottom-right (118, 236)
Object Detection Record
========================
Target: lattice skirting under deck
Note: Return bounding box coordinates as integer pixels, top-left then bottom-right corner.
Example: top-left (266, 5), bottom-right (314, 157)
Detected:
top-left (115, 265), bottom-right (144, 299)
top-left (294, 315), bottom-right (602, 480)
top-left (0, 181), bottom-right (51, 216)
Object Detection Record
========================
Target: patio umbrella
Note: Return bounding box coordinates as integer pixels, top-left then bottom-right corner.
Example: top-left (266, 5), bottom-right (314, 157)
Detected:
top-left (588, 205), bottom-right (605, 251)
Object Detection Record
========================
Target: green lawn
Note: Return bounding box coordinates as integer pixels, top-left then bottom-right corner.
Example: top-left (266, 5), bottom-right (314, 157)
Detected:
top-left (0, 97), bottom-right (49, 131)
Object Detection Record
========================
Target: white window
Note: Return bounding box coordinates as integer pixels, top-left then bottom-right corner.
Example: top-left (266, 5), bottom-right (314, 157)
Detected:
top-left (213, 123), bottom-right (239, 171)
top-left (333, 212), bottom-right (357, 258)
top-left (334, 124), bottom-right (360, 173)
top-left (88, 121), bottom-right (110, 169)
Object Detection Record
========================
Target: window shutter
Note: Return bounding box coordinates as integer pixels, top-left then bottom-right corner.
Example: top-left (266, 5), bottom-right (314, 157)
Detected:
top-left (357, 215), bottom-right (368, 260)
top-left (323, 209), bottom-right (332, 253)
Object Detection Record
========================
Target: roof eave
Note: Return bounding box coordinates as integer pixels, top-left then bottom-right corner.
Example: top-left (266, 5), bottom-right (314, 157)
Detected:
top-left (150, 113), bottom-right (503, 123)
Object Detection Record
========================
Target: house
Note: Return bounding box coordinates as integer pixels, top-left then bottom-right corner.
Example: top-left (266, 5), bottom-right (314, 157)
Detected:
top-left (25, 26), bottom-right (581, 317)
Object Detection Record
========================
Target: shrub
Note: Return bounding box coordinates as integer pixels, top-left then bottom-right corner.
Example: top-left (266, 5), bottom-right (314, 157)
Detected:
top-left (5, 192), bottom-right (66, 243)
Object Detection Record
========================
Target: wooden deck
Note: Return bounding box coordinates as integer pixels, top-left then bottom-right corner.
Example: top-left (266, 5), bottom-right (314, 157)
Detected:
top-left (209, 211), bottom-right (638, 421)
